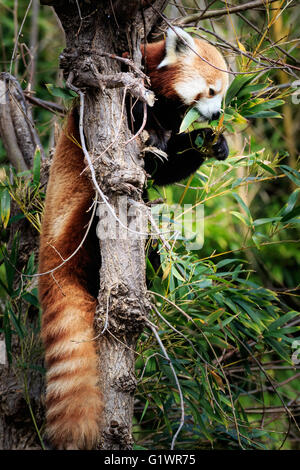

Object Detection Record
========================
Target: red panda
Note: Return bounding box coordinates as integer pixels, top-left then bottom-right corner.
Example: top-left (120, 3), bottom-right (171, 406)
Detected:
top-left (137, 27), bottom-right (229, 185)
top-left (39, 27), bottom-right (229, 449)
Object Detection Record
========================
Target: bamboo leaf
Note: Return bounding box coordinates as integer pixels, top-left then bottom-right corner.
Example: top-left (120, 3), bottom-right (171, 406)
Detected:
top-left (179, 107), bottom-right (201, 133)
top-left (225, 74), bottom-right (256, 106)
top-left (0, 187), bottom-right (11, 229)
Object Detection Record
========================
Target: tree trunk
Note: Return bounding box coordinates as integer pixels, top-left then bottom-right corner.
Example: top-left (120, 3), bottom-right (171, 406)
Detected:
top-left (40, 0), bottom-right (167, 450)
top-left (0, 74), bottom-right (45, 450)
top-left (0, 0), bottom-right (168, 450)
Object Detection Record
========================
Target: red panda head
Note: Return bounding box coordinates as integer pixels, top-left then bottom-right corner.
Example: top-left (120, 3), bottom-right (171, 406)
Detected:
top-left (142, 27), bottom-right (229, 122)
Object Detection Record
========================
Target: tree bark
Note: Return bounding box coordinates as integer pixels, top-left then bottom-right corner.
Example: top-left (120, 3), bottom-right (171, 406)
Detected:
top-left (0, 72), bottom-right (46, 449)
top-left (0, 0), bottom-right (168, 450)
top-left (0, 72), bottom-right (44, 169)
top-left (45, 0), bottom-right (166, 450)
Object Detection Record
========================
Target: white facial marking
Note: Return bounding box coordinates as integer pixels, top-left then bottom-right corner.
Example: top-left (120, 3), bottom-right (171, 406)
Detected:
top-left (174, 77), bottom-right (207, 105)
top-left (196, 94), bottom-right (222, 121)
top-left (215, 79), bottom-right (222, 92)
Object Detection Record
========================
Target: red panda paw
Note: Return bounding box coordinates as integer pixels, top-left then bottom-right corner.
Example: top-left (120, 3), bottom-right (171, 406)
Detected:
top-left (211, 134), bottom-right (229, 161)
top-left (200, 128), bottom-right (229, 161)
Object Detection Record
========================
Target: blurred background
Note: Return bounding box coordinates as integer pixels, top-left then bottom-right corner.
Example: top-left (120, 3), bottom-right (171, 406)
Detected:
top-left (0, 0), bottom-right (299, 450)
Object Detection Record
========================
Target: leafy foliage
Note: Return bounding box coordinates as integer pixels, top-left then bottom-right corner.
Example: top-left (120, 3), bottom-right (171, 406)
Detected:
top-left (0, 0), bottom-right (300, 451)
top-left (135, 149), bottom-right (300, 449)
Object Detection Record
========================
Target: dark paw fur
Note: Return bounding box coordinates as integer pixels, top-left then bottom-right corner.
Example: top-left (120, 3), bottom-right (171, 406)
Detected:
top-left (201, 128), bottom-right (229, 161)
top-left (212, 134), bottom-right (229, 161)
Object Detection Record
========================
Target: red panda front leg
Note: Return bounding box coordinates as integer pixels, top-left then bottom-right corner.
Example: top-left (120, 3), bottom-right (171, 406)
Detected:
top-left (39, 112), bottom-right (103, 449)
top-left (144, 129), bottom-right (229, 186)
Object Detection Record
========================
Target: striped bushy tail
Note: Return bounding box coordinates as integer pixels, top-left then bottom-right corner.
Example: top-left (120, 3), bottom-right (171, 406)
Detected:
top-left (39, 111), bottom-right (103, 449)
top-left (41, 287), bottom-right (102, 449)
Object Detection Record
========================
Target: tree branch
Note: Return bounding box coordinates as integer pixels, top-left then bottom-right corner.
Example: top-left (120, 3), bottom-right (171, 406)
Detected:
top-left (0, 73), bottom-right (45, 165)
top-left (176, 0), bottom-right (280, 25)
top-left (0, 79), bottom-right (28, 172)
top-left (24, 93), bottom-right (65, 115)
top-left (59, 50), bottom-right (155, 106)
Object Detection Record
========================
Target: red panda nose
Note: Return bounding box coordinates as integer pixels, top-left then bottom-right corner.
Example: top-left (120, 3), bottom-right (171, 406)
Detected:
top-left (211, 112), bottom-right (220, 121)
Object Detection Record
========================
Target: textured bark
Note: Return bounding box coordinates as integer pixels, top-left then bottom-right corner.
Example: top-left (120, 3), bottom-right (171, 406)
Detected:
top-left (0, 76), bottom-right (28, 171)
top-left (0, 72), bottom-right (44, 168)
top-left (0, 0), bottom-right (167, 450)
top-left (0, 349), bottom-right (44, 450)
top-left (0, 165), bottom-right (50, 450)
top-left (48, 0), bottom-right (166, 450)
top-left (0, 72), bottom-right (49, 449)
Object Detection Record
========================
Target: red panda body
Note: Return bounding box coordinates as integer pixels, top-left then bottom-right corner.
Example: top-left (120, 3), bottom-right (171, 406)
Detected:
top-left (39, 28), bottom-right (229, 449)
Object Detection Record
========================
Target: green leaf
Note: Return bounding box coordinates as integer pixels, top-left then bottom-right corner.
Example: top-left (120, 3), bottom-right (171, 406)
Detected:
top-left (139, 400), bottom-right (149, 423)
top-left (22, 292), bottom-right (40, 308)
top-left (243, 110), bottom-right (282, 119)
top-left (256, 161), bottom-right (276, 175)
top-left (6, 304), bottom-right (24, 339)
top-left (225, 74), bottom-right (256, 106)
top-left (206, 309), bottom-right (224, 325)
top-left (230, 211), bottom-right (250, 226)
top-left (179, 107), bottom-right (201, 133)
top-left (264, 337), bottom-right (292, 363)
top-left (0, 187), bottom-right (11, 229)
top-left (253, 217), bottom-right (282, 226)
top-left (236, 300), bottom-right (265, 333)
top-left (133, 444), bottom-right (147, 450)
top-left (26, 253), bottom-right (36, 276)
top-left (247, 99), bottom-right (284, 110)
top-left (269, 311), bottom-right (299, 331)
top-left (194, 134), bottom-right (204, 148)
top-left (0, 276), bottom-right (9, 295)
top-left (252, 234), bottom-right (261, 249)
top-left (171, 266), bottom-right (185, 282)
top-left (281, 206), bottom-right (300, 222)
top-left (232, 192), bottom-right (252, 222)
top-left (237, 83), bottom-right (267, 98)
top-left (216, 258), bottom-right (244, 269)
top-left (280, 165), bottom-right (300, 186)
top-left (45, 83), bottom-right (77, 100)
top-left (277, 188), bottom-right (300, 221)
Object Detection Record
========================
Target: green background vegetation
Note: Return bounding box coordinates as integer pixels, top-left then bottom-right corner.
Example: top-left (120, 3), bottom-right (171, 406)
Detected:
top-left (0, 0), bottom-right (299, 450)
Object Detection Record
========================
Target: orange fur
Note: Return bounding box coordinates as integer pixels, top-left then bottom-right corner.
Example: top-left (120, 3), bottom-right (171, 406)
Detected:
top-left (142, 37), bottom-right (228, 100)
top-left (39, 29), bottom-right (227, 450)
top-left (39, 112), bottom-right (103, 449)
top-left (142, 41), bottom-right (179, 99)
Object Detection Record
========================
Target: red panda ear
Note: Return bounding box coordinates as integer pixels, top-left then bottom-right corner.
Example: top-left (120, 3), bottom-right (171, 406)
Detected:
top-left (157, 27), bottom-right (195, 69)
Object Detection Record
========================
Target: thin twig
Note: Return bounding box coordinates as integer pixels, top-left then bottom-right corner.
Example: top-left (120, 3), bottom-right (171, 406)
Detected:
top-left (176, 0), bottom-right (281, 25)
top-left (124, 101), bottom-right (148, 145)
top-left (225, 326), bottom-right (299, 447)
top-left (10, 0), bottom-right (33, 75)
top-left (236, 11), bottom-right (300, 66)
top-left (0, 192), bottom-right (99, 280)
top-left (98, 51), bottom-right (149, 83)
top-left (152, 3), bottom-right (300, 75)
top-left (151, 303), bottom-right (209, 365)
top-left (148, 323), bottom-right (185, 450)
top-left (24, 93), bottom-right (65, 115)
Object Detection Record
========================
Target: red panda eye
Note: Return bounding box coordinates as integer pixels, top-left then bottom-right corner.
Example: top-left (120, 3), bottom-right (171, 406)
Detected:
top-left (209, 88), bottom-right (215, 97)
